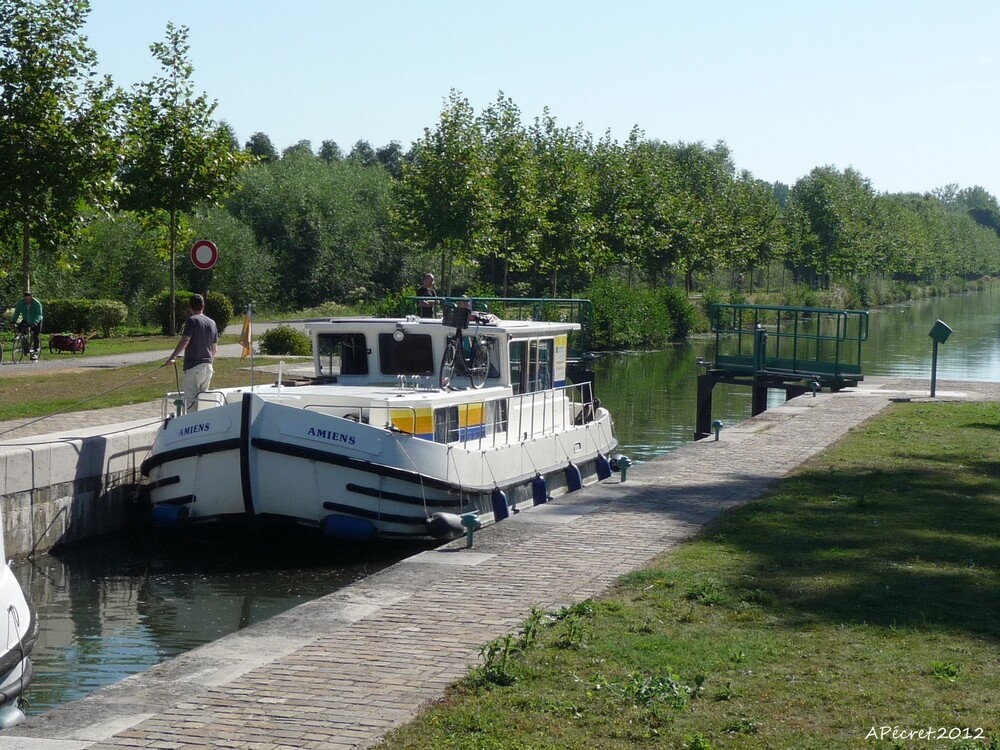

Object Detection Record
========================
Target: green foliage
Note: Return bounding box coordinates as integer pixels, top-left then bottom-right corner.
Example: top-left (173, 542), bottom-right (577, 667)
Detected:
top-left (700, 287), bottom-right (725, 330)
top-left (585, 276), bottom-right (671, 350)
top-left (88, 299), bottom-right (129, 336)
top-left (470, 635), bottom-right (521, 688)
top-left (43, 298), bottom-right (92, 333)
top-left (146, 289), bottom-right (232, 333)
top-left (118, 22), bottom-right (248, 333)
top-left (228, 152), bottom-right (402, 310)
top-left (590, 670), bottom-right (694, 710)
top-left (660, 286), bottom-right (698, 339)
top-left (781, 282), bottom-right (820, 308)
top-left (368, 291), bottom-right (409, 318)
top-left (0, 0), bottom-right (120, 290)
top-left (258, 324), bottom-right (311, 356)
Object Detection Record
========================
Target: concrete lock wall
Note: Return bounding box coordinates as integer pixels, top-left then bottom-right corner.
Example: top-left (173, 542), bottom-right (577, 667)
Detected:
top-left (0, 421), bottom-right (161, 559)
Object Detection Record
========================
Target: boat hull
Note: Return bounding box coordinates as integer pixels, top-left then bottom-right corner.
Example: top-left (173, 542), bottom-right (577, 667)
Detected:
top-left (0, 562), bottom-right (38, 726)
top-left (144, 391), bottom-right (617, 539)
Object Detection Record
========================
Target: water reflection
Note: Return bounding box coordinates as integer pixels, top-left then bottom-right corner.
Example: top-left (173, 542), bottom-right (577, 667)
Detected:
top-left (862, 289), bottom-right (1000, 381)
top-left (16, 531), bottom-right (427, 714)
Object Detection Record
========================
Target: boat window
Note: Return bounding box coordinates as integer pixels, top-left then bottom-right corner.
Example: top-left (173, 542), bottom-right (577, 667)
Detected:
top-left (378, 333), bottom-right (435, 375)
top-left (317, 333), bottom-right (369, 376)
top-left (434, 406), bottom-right (460, 443)
top-left (510, 339), bottom-right (553, 393)
top-left (528, 339), bottom-right (553, 392)
top-left (509, 340), bottom-right (526, 395)
top-left (483, 336), bottom-right (502, 379)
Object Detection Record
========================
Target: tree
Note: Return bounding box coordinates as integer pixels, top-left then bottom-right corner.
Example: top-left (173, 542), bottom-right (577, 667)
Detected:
top-left (0, 0), bottom-right (119, 292)
top-left (347, 139), bottom-right (377, 167)
top-left (118, 23), bottom-right (246, 333)
top-left (478, 93), bottom-right (542, 294)
top-left (530, 112), bottom-right (598, 296)
top-left (245, 131), bottom-right (278, 162)
top-left (282, 139), bottom-right (313, 158)
top-left (786, 166), bottom-right (879, 288)
top-left (319, 139), bottom-right (342, 163)
top-left (393, 90), bottom-right (490, 294)
top-left (375, 141), bottom-right (404, 179)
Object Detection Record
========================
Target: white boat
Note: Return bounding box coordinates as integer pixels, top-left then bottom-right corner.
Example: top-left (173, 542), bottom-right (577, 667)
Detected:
top-left (141, 307), bottom-right (619, 540)
top-left (0, 513), bottom-right (38, 728)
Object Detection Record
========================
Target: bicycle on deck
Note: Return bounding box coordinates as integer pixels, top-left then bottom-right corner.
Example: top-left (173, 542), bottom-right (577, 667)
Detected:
top-left (439, 304), bottom-right (490, 389)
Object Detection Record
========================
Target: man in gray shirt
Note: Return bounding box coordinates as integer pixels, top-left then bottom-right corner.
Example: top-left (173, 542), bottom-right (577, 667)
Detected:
top-left (167, 294), bottom-right (219, 412)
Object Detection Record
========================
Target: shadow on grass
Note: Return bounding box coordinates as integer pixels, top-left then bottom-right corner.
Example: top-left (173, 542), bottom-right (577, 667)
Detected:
top-left (608, 407), bottom-right (1000, 641)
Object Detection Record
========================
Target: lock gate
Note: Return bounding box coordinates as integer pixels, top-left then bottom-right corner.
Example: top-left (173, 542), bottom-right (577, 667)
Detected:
top-left (696, 303), bottom-right (869, 439)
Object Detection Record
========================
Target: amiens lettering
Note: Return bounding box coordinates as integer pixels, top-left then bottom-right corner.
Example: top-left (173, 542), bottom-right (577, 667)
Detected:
top-left (177, 423), bottom-right (211, 436)
top-left (307, 427), bottom-right (357, 445)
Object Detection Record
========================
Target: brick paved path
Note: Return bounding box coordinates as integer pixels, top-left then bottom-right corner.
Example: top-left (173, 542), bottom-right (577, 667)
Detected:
top-left (2, 377), bottom-right (994, 750)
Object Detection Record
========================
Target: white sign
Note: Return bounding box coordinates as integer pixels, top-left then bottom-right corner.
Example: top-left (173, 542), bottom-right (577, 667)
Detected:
top-left (191, 239), bottom-right (218, 270)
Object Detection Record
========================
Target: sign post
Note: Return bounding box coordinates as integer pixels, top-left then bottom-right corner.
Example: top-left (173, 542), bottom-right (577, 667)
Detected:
top-left (928, 319), bottom-right (953, 397)
top-left (190, 239), bottom-right (218, 271)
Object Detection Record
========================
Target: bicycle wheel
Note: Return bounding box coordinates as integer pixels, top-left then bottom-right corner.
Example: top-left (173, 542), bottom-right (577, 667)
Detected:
top-left (11, 333), bottom-right (25, 363)
top-left (468, 340), bottom-right (490, 388)
top-left (439, 339), bottom-right (458, 389)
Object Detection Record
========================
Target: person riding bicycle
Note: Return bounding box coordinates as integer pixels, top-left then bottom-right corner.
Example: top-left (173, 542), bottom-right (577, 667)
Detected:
top-left (13, 291), bottom-right (43, 361)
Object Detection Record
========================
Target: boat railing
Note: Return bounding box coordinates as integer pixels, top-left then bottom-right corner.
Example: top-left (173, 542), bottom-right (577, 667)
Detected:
top-left (456, 381), bottom-right (607, 453)
top-left (162, 389), bottom-right (229, 418)
top-left (404, 296), bottom-right (593, 357)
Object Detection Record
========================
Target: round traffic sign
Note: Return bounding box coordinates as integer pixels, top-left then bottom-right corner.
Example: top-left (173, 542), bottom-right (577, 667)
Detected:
top-left (190, 239), bottom-right (218, 270)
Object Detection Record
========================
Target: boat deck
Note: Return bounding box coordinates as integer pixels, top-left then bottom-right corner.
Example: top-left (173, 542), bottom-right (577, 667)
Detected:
top-left (3, 376), bottom-right (992, 749)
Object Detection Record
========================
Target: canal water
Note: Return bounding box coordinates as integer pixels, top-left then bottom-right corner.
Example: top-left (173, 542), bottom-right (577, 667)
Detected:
top-left (14, 288), bottom-right (1000, 717)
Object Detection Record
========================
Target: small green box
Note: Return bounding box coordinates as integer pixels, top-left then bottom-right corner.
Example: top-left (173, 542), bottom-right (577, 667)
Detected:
top-left (929, 319), bottom-right (953, 345)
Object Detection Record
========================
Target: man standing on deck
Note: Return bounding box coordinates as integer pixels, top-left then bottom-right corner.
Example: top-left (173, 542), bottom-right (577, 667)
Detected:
top-left (166, 294), bottom-right (218, 412)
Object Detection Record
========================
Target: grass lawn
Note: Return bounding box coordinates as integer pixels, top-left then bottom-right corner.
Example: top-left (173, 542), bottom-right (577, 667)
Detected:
top-left (0, 348), bottom-right (309, 421)
top-left (376, 401), bottom-right (1000, 750)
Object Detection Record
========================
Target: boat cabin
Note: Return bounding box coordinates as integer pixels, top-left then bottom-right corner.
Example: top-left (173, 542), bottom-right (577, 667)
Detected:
top-left (307, 315), bottom-right (575, 394)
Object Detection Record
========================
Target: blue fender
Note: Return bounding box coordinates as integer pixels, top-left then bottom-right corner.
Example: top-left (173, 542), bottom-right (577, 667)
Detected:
top-left (491, 487), bottom-right (510, 521)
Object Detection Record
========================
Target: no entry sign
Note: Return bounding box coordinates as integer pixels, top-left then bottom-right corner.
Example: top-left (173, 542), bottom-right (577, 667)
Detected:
top-left (190, 239), bottom-right (218, 270)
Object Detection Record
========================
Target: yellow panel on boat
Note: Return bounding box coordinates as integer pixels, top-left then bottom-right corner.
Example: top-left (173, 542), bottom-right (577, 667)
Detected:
top-left (391, 408), bottom-right (433, 435)
top-left (456, 402), bottom-right (485, 426)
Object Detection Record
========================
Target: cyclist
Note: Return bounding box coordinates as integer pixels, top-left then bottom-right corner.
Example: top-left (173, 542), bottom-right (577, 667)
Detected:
top-left (13, 291), bottom-right (43, 361)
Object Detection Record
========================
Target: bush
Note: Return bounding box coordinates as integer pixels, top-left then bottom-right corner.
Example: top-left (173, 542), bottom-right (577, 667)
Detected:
top-left (661, 286), bottom-right (698, 340)
top-left (259, 325), bottom-right (311, 356)
top-left (585, 277), bottom-right (671, 350)
top-left (204, 290), bottom-right (233, 332)
top-left (700, 287), bottom-right (725, 330)
top-left (146, 289), bottom-right (233, 334)
top-left (89, 299), bottom-right (129, 337)
top-left (367, 291), bottom-right (409, 318)
top-left (43, 298), bottom-right (92, 333)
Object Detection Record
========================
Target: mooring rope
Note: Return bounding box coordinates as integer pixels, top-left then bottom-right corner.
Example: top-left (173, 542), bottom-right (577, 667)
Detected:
top-left (0, 360), bottom-right (168, 440)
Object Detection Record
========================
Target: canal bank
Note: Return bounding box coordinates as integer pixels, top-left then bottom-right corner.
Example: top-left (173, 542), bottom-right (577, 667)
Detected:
top-left (3, 375), bottom-right (990, 749)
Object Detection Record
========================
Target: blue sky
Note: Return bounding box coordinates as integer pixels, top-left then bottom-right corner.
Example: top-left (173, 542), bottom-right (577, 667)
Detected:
top-left (84, 0), bottom-right (1000, 198)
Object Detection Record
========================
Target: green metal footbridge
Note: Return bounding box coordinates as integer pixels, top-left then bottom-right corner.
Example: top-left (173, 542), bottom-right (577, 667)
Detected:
top-left (696, 303), bottom-right (869, 440)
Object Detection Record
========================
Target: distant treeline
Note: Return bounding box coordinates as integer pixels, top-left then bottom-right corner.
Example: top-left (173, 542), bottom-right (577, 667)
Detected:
top-left (26, 92), bottom-right (1000, 322)
top-left (2, 1), bottom-right (998, 320)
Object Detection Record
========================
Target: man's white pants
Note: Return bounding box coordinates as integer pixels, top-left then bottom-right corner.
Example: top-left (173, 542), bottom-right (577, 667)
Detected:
top-left (183, 362), bottom-right (214, 412)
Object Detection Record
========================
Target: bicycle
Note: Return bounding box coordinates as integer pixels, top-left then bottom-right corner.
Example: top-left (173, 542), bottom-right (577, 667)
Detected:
top-left (11, 323), bottom-right (37, 363)
top-left (439, 304), bottom-right (490, 389)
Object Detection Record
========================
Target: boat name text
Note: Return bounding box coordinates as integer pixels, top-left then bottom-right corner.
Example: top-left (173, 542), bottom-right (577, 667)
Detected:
top-left (307, 427), bottom-right (357, 445)
top-left (177, 422), bottom-right (211, 437)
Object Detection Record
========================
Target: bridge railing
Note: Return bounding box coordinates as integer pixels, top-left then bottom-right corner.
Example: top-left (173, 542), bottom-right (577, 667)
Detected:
top-left (710, 303), bottom-right (869, 381)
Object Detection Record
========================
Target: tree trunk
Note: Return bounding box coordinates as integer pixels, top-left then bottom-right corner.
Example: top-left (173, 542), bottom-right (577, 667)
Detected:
top-left (21, 223), bottom-right (31, 294)
top-left (170, 210), bottom-right (177, 335)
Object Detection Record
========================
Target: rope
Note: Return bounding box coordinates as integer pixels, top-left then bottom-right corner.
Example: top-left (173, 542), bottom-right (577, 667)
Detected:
top-left (396, 436), bottom-right (432, 519)
top-left (0, 360), bottom-right (168, 439)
